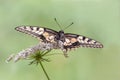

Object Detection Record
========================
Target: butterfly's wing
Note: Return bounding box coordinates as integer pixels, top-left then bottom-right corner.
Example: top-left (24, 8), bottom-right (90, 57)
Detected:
top-left (64, 33), bottom-right (103, 51)
top-left (15, 26), bottom-right (58, 43)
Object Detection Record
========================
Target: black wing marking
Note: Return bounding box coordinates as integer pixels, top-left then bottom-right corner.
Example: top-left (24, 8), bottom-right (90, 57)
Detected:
top-left (64, 33), bottom-right (103, 50)
top-left (15, 26), bottom-right (58, 42)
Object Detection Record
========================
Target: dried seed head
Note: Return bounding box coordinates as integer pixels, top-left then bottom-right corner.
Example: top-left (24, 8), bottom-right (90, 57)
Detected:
top-left (6, 42), bottom-right (58, 63)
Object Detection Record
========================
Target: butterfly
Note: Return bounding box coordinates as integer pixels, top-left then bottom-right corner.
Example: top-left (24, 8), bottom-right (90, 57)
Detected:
top-left (15, 25), bottom-right (103, 57)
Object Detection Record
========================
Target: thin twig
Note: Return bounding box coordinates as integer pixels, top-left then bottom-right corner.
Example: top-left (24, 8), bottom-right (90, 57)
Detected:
top-left (41, 50), bottom-right (51, 56)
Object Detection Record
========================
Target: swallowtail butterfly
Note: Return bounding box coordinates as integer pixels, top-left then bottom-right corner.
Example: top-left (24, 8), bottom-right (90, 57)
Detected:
top-left (15, 19), bottom-right (103, 57)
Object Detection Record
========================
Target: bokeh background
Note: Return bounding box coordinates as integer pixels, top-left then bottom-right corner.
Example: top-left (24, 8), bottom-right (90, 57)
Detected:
top-left (0, 0), bottom-right (120, 80)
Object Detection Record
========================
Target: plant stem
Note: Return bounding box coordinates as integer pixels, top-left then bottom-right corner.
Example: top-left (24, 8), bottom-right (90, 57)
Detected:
top-left (39, 61), bottom-right (50, 80)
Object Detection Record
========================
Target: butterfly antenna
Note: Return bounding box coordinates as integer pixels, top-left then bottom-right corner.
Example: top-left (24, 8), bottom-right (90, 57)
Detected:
top-left (63, 22), bottom-right (74, 30)
top-left (54, 18), bottom-right (62, 30)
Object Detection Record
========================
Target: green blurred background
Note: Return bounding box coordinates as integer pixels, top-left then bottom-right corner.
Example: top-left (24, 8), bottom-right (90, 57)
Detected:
top-left (0, 0), bottom-right (120, 80)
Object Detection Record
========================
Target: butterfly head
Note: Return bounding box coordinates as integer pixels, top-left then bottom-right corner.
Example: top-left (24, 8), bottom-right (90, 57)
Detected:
top-left (58, 30), bottom-right (64, 34)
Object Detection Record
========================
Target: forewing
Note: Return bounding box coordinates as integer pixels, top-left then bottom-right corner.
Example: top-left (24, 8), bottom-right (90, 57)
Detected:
top-left (15, 26), bottom-right (58, 42)
top-left (64, 33), bottom-right (103, 49)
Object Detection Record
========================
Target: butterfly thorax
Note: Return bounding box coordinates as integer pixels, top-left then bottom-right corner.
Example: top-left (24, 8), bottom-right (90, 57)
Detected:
top-left (55, 30), bottom-right (65, 42)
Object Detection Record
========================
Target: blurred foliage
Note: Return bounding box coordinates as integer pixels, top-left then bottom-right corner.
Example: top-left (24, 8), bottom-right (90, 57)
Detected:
top-left (0, 0), bottom-right (120, 80)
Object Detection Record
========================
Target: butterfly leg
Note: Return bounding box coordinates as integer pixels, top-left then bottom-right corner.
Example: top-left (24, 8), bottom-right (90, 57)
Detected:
top-left (63, 49), bottom-right (68, 57)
